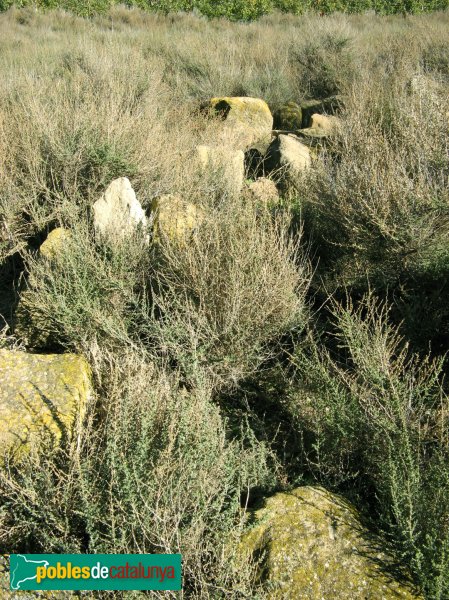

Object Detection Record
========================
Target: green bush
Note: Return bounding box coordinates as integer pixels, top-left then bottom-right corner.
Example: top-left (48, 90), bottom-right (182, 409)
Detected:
top-left (138, 198), bottom-right (308, 391)
top-left (296, 45), bottom-right (449, 351)
top-left (16, 234), bottom-right (148, 352)
top-left (287, 295), bottom-right (449, 598)
top-left (194, 0), bottom-right (270, 20)
top-left (15, 198), bottom-right (309, 390)
top-left (2, 8), bottom-right (449, 598)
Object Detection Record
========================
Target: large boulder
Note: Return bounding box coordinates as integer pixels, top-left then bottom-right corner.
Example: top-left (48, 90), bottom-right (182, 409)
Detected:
top-left (0, 350), bottom-right (91, 459)
top-left (150, 194), bottom-right (202, 244)
top-left (196, 144), bottom-right (245, 197)
top-left (208, 97), bottom-right (273, 149)
top-left (265, 134), bottom-right (311, 182)
top-left (239, 486), bottom-right (421, 599)
top-left (92, 177), bottom-right (147, 243)
top-left (273, 101), bottom-right (302, 131)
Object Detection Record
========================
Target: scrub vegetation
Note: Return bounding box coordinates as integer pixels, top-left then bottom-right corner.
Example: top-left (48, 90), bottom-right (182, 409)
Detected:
top-left (0, 5), bottom-right (449, 598)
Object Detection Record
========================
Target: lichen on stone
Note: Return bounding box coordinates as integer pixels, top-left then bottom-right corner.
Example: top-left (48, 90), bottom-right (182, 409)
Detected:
top-left (150, 194), bottom-right (203, 244)
top-left (237, 486), bottom-right (422, 599)
top-left (273, 101), bottom-right (303, 131)
top-left (0, 350), bottom-right (91, 459)
top-left (39, 227), bottom-right (70, 260)
top-left (209, 96), bottom-right (273, 149)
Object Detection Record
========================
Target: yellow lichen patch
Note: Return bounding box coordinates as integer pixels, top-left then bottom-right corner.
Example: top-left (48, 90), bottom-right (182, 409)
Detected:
top-left (150, 194), bottom-right (203, 244)
top-left (273, 101), bottom-right (303, 131)
top-left (238, 486), bottom-right (422, 599)
top-left (39, 227), bottom-right (70, 260)
top-left (0, 350), bottom-right (91, 459)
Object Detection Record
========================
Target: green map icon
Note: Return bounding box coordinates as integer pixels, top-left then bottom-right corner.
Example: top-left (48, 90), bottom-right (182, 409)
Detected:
top-left (10, 555), bottom-right (49, 590)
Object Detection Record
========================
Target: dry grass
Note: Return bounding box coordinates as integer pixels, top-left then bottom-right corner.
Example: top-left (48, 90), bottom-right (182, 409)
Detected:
top-left (0, 7), bottom-right (447, 260)
top-left (150, 197), bottom-right (309, 390)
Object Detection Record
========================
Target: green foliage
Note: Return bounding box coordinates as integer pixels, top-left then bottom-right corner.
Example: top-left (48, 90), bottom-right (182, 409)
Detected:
top-left (295, 44), bottom-right (449, 351)
top-left (15, 200), bottom-right (308, 390)
top-left (288, 295), bottom-right (449, 597)
top-left (302, 0), bottom-right (449, 13)
top-left (16, 225), bottom-right (151, 352)
top-left (194, 0), bottom-right (271, 20)
top-left (1, 8), bottom-right (449, 598)
top-left (1, 0), bottom-right (448, 17)
top-left (148, 202), bottom-right (308, 391)
top-left (0, 360), bottom-right (278, 595)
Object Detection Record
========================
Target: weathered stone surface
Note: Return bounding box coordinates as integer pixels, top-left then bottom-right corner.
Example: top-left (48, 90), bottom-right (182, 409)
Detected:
top-left (265, 134), bottom-right (311, 181)
top-left (39, 227), bottom-right (70, 259)
top-left (93, 177), bottom-right (147, 242)
top-left (209, 97), bottom-right (273, 149)
top-left (273, 101), bottom-right (302, 131)
top-left (0, 350), bottom-right (91, 458)
top-left (239, 486), bottom-right (421, 599)
top-left (244, 177), bottom-right (279, 206)
top-left (296, 113), bottom-right (341, 148)
top-left (309, 112), bottom-right (340, 133)
top-left (300, 95), bottom-right (343, 127)
top-left (150, 194), bottom-right (202, 243)
top-left (297, 127), bottom-right (329, 143)
top-left (196, 144), bottom-right (245, 197)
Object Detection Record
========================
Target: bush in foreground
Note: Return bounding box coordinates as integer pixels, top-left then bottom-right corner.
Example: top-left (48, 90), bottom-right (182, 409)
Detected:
top-left (0, 356), bottom-right (278, 597)
top-left (286, 295), bottom-right (449, 598)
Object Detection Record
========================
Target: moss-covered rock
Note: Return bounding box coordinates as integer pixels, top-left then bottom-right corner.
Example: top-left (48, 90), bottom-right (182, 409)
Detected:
top-left (0, 350), bottom-right (91, 459)
top-left (39, 227), bottom-right (70, 260)
top-left (273, 101), bottom-right (302, 131)
top-left (209, 96), bottom-right (273, 149)
top-left (150, 194), bottom-right (203, 244)
top-left (239, 486), bottom-right (422, 599)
